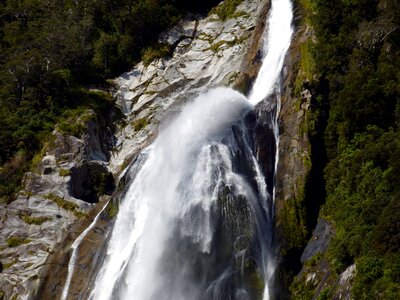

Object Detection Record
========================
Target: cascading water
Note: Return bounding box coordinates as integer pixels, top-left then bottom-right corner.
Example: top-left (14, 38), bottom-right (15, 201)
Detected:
top-left (62, 0), bottom-right (293, 299)
top-left (249, 0), bottom-right (293, 105)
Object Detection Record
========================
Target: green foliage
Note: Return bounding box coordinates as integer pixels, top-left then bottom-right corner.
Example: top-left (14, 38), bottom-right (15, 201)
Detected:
top-left (317, 287), bottom-right (332, 300)
top-left (210, 0), bottom-right (244, 21)
top-left (105, 200), bottom-right (119, 219)
top-left (141, 43), bottom-right (171, 66)
top-left (89, 167), bottom-right (115, 198)
top-left (133, 118), bottom-right (149, 131)
top-left (299, 41), bottom-right (316, 81)
top-left (45, 193), bottom-right (77, 211)
top-left (2, 260), bottom-right (17, 269)
top-left (295, 0), bottom-right (400, 297)
top-left (20, 213), bottom-right (52, 225)
top-left (290, 273), bottom-right (315, 300)
top-left (6, 236), bottom-right (31, 248)
top-left (208, 40), bottom-right (229, 52)
top-left (207, 36), bottom-right (246, 52)
top-left (0, 0), bottom-right (221, 201)
top-left (279, 197), bottom-right (308, 250)
top-left (45, 193), bottom-right (86, 218)
top-left (59, 169), bottom-right (70, 177)
top-left (0, 150), bottom-right (29, 203)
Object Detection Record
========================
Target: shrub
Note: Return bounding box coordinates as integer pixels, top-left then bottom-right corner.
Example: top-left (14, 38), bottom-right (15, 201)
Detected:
top-left (141, 43), bottom-right (171, 66)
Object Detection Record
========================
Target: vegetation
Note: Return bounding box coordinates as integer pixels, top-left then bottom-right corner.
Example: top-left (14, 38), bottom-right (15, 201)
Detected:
top-left (0, 0), bottom-right (238, 203)
top-left (6, 236), bottom-right (31, 247)
top-left (290, 0), bottom-right (400, 297)
top-left (142, 43), bottom-right (171, 66)
top-left (210, 0), bottom-right (244, 21)
top-left (59, 169), bottom-right (70, 177)
top-left (45, 193), bottom-right (86, 218)
top-left (105, 200), bottom-right (119, 219)
top-left (133, 117), bottom-right (149, 131)
top-left (20, 213), bottom-right (52, 225)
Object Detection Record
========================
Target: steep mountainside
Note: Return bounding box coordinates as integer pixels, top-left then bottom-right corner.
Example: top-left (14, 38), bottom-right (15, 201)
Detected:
top-left (283, 0), bottom-right (400, 299)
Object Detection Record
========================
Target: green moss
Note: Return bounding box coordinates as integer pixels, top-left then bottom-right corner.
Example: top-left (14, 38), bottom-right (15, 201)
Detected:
top-left (30, 135), bottom-right (56, 172)
top-left (120, 158), bottom-right (130, 172)
top-left (73, 210), bottom-right (88, 218)
top-left (56, 108), bottom-right (95, 137)
top-left (209, 0), bottom-right (244, 21)
top-left (133, 118), bottom-right (149, 131)
top-left (3, 260), bottom-right (17, 269)
top-left (303, 153), bottom-right (312, 170)
top-left (299, 41), bottom-right (316, 82)
top-left (57, 119), bottom-right (85, 137)
top-left (305, 252), bottom-right (323, 268)
top-left (45, 193), bottom-right (77, 210)
top-left (248, 270), bottom-right (265, 296)
top-left (208, 40), bottom-right (228, 52)
top-left (45, 193), bottom-right (86, 218)
top-left (290, 274), bottom-right (315, 300)
top-left (232, 10), bottom-right (250, 19)
top-left (197, 32), bottom-right (215, 42)
top-left (105, 200), bottom-right (119, 219)
top-left (141, 43), bottom-right (170, 66)
top-left (207, 36), bottom-right (247, 52)
top-left (279, 196), bottom-right (308, 251)
top-left (6, 236), bottom-right (31, 247)
top-left (59, 169), bottom-right (70, 176)
top-left (318, 287), bottom-right (332, 300)
top-left (297, 0), bottom-right (315, 24)
top-left (20, 214), bottom-right (52, 225)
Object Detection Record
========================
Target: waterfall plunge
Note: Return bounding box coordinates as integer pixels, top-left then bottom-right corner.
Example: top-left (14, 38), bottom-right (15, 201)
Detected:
top-left (64, 1), bottom-right (293, 299)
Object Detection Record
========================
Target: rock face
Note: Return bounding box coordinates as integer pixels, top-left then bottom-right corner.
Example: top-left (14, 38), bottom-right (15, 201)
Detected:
top-left (265, 7), bottom-right (316, 298)
top-left (0, 110), bottom-right (115, 299)
top-left (300, 219), bottom-right (333, 264)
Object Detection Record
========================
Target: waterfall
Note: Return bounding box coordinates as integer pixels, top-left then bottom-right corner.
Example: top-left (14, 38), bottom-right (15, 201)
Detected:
top-left (249, 0), bottom-right (293, 106)
top-left (61, 0), bottom-right (293, 299)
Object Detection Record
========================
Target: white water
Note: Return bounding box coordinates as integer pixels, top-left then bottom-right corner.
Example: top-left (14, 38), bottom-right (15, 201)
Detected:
top-left (249, 0), bottom-right (293, 105)
top-left (62, 0), bottom-right (293, 299)
top-left (90, 88), bottom-right (254, 300)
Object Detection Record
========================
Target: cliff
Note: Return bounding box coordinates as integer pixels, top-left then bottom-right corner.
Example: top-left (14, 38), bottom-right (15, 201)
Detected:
top-left (0, 1), bottom-right (342, 299)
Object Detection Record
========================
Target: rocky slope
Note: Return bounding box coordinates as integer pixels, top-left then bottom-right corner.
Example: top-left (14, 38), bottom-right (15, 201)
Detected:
top-left (0, 108), bottom-right (116, 299)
